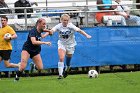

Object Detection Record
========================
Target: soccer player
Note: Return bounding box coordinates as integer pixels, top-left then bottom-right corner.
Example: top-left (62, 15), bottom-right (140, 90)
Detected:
top-left (15, 18), bottom-right (51, 81)
top-left (0, 16), bottom-right (19, 68)
top-left (50, 14), bottom-right (92, 79)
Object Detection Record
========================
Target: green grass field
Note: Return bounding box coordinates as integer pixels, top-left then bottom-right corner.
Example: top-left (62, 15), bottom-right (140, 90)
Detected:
top-left (0, 71), bottom-right (140, 93)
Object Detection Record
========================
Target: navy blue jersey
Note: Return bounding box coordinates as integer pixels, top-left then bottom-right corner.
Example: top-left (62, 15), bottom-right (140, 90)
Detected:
top-left (22, 27), bottom-right (42, 53)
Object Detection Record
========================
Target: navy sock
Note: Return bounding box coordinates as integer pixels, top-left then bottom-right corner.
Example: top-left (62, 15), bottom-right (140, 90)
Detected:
top-left (66, 56), bottom-right (72, 67)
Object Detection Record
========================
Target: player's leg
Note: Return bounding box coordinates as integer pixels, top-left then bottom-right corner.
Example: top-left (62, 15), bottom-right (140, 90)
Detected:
top-left (58, 47), bottom-right (66, 79)
top-left (32, 54), bottom-right (43, 71)
top-left (4, 60), bottom-right (19, 68)
top-left (15, 50), bottom-right (30, 81)
top-left (65, 54), bottom-right (72, 69)
top-left (3, 50), bottom-right (19, 68)
top-left (19, 50), bottom-right (30, 71)
top-left (30, 62), bottom-right (39, 73)
top-left (63, 46), bottom-right (75, 78)
top-left (63, 54), bottom-right (72, 78)
top-left (32, 54), bottom-right (43, 75)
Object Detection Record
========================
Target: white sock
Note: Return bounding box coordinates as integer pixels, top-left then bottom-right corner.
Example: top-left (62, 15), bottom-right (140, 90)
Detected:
top-left (58, 62), bottom-right (64, 76)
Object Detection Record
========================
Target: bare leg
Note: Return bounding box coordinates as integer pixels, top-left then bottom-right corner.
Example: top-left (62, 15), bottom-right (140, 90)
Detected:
top-left (15, 50), bottom-right (30, 81)
top-left (4, 60), bottom-right (19, 68)
top-left (19, 50), bottom-right (30, 71)
top-left (32, 54), bottom-right (43, 71)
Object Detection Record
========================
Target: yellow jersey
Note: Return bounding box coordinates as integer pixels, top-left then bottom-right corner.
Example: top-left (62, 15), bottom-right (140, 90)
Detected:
top-left (0, 25), bottom-right (16, 50)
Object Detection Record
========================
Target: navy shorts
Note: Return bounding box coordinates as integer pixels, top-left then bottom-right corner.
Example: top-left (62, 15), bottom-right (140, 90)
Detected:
top-left (0, 50), bottom-right (12, 60)
top-left (22, 47), bottom-right (40, 59)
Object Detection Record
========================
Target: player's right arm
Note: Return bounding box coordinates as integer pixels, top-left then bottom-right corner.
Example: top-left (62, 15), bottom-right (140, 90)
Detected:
top-left (31, 37), bottom-right (51, 46)
top-left (49, 24), bottom-right (59, 35)
top-left (30, 29), bottom-right (51, 46)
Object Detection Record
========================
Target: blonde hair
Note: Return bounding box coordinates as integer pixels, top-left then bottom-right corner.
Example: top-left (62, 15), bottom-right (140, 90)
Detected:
top-left (60, 14), bottom-right (70, 21)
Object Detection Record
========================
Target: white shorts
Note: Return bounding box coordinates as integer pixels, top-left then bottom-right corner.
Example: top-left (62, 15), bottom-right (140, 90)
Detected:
top-left (58, 43), bottom-right (75, 54)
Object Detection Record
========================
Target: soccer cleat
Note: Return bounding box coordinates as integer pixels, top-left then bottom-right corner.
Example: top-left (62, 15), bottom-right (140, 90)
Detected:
top-left (63, 71), bottom-right (68, 78)
top-left (14, 74), bottom-right (19, 81)
top-left (57, 75), bottom-right (63, 79)
top-left (63, 66), bottom-right (70, 78)
top-left (30, 62), bottom-right (35, 73)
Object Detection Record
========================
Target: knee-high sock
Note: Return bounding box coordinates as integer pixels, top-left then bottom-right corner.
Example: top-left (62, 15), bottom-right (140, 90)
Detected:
top-left (65, 56), bottom-right (71, 71)
top-left (66, 56), bottom-right (72, 67)
top-left (58, 62), bottom-right (64, 76)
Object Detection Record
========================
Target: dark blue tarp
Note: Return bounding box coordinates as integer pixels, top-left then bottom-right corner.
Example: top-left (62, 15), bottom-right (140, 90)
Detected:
top-left (1, 26), bottom-right (140, 71)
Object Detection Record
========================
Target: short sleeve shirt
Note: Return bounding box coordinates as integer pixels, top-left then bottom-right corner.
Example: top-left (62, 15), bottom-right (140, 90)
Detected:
top-left (52, 23), bottom-right (79, 46)
top-left (0, 25), bottom-right (16, 50)
top-left (23, 27), bottom-right (42, 52)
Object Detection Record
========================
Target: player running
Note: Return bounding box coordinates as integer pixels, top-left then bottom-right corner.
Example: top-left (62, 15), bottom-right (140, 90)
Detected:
top-left (50, 14), bottom-right (92, 79)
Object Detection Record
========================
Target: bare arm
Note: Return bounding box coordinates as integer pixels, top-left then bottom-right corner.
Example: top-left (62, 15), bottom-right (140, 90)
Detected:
top-left (4, 33), bottom-right (17, 41)
top-left (77, 29), bottom-right (92, 39)
top-left (45, 29), bottom-right (54, 36)
top-left (31, 37), bottom-right (51, 46)
top-left (43, 29), bottom-right (53, 36)
top-left (41, 32), bottom-right (49, 38)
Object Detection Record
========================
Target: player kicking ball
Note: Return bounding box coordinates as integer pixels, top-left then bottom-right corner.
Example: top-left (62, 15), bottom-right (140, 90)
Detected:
top-left (49, 14), bottom-right (92, 79)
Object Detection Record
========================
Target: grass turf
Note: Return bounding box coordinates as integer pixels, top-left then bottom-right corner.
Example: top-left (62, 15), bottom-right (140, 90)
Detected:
top-left (0, 71), bottom-right (140, 93)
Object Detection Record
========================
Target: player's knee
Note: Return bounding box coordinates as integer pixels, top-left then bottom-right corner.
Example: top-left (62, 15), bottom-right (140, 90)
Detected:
top-left (20, 59), bottom-right (27, 71)
top-left (59, 57), bottom-right (64, 62)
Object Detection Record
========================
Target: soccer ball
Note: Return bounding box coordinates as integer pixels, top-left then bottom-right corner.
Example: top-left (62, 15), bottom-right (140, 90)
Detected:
top-left (88, 70), bottom-right (98, 78)
top-left (4, 33), bottom-right (11, 39)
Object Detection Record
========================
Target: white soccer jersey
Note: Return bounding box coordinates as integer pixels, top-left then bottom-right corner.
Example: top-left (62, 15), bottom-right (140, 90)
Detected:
top-left (52, 23), bottom-right (79, 47)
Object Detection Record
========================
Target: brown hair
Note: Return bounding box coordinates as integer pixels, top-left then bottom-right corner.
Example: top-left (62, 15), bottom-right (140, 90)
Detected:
top-left (1, 16), bottom-right (8, 21)
top-left (35, 18), bottom-right (45, 26)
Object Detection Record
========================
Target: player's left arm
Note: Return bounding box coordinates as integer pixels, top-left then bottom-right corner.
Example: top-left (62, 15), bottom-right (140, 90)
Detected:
top-left (77, 28), bottom-right (92, 39)
top-left (9, 27), bottom-right (17, 40)
top-left (31, 37), bottom-right (51, 46)
top-left (41, 32), bottom-right (49, 38)
top-left (41, 29), bottom-right (52, 38)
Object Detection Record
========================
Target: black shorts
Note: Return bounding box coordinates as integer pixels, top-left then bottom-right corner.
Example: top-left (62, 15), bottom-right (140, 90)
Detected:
top-left (0, 50), bottom-right (12, 60)
top-left (22, 47), bottom-right (40, 59)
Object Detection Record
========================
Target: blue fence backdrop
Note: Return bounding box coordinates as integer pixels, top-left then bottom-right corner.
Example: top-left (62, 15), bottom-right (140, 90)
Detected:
top-left (1, 26), bottom-right (140, 71)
